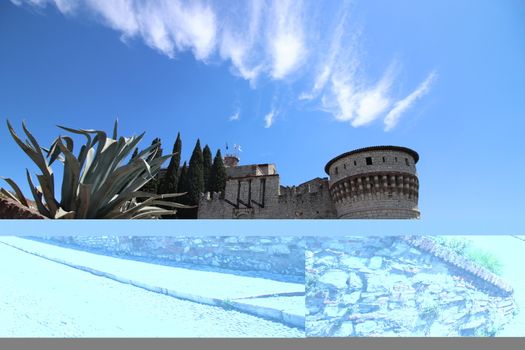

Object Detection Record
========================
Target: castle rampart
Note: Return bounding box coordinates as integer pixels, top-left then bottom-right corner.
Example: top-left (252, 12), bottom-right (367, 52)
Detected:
top-left (198, 145), bottom-right (420, 219)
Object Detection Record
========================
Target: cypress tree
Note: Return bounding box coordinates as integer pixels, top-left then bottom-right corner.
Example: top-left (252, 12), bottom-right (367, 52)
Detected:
top-left (177, 161), bottom-right (189, 200)
top-left (159, 133), bottom-right (182, 194)
top-left (210, 149), bottom-right (227, 197)
top-left (176, 161), bottom-right (190, 218)
top-left (202, 144), bottom-right (212, 193)
top-left (187, 139), bottom-right (204, 209)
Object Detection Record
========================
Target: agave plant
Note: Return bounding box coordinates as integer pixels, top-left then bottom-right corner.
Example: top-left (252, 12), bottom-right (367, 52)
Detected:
top-left (1, 120), bottom-right (191, 219)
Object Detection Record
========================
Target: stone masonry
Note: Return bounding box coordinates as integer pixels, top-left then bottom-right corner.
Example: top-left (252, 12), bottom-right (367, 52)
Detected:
top-left (306, 236), bottom-right (516, 337)
top-left (41, 236), bottom-right (305, 279)
top-left (198, 146), bottom-right (420, 219)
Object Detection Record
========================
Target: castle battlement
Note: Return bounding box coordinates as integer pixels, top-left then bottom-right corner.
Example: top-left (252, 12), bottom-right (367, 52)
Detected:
top-left (198, 145), bottom-right (420, 219)
top-left (278, 177), bottom-right (329, 197)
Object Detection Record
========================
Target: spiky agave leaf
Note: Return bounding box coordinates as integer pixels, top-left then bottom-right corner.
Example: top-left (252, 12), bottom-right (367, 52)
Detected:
top-left (111, 193), bottom-right (194, 219)
top-left (25, 169), bottom-right (50, 217)
top-left (4, 120), bottom-right (187, 219)
top-left (7, 120), bottom-right (53, 180)
top-left (1, 177), bottom-right (29, 207)
top-left (55, 137), bottom-right (81, 212)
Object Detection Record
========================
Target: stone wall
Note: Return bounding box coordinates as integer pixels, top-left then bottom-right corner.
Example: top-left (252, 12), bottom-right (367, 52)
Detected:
top-left (326, 149), bottom-right (418, 183)
top-left (198, 176), bottom-right (337, 219)
top-left (223, 174), bottom-right (281, 211)
top-left (198, 189), bottom-right (337, 219)
top-left (306, 236), bottom-right (516, 337)
top-left (42, 236), bottom-right (305, 278)
top-left (276, 185), bottom-right (337, 219)
top-left (226, 164), bottom-right (277, 178)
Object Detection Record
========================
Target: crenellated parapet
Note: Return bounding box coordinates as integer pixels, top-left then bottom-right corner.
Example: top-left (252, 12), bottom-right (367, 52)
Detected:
top-left (329, 171), bottom-right (419, 203)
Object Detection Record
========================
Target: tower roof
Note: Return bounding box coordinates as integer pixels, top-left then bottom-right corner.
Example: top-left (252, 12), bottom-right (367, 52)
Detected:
top-left (324, 145), bottom-right (419, 174)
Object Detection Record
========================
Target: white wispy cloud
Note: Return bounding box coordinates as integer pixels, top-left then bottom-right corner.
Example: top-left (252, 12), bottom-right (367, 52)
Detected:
top-left (15, 0), bottom-right (218, 60)
top-left (299, 9), bottom-right (351, 101)
top-left (267, 0), bottom-right (306, 80)
top-left (300, 7), bottom-right (398, 128)
top-left (87, 0), bottom-right (139, 38)
top-left (384, 71), bottom-right (437, 131)
top-left (218, 0), bottom-right (264, 84)
top-left (11, 0), bottom-right (78, 14)
top-left (300, 7), bottom-right (436, 130)
top-left (228, 110), bottom-right (240, 121)
top-left (11, 0), bottom-right (436, 130)
top-left (264, 109), bottom-right (276, 128)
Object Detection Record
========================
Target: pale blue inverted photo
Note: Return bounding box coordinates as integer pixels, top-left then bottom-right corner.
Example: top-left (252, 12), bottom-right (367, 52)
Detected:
top-left (1, 235), bottom-right (525, 337)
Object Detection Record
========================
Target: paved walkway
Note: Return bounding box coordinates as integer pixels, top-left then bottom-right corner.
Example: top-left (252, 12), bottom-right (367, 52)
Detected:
top-left (0, 237), bottom-right (305, 329)
top-left (0, 241), bottom-right (303, 337)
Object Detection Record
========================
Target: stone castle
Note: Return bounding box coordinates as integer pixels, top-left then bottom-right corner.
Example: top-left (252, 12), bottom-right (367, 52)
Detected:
top-left (198, 145), bottom-right (420, 219)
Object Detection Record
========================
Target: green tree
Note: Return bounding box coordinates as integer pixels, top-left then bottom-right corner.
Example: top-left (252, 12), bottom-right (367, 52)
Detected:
top-left (159, 133), bottom-right (182, 194)
top-left (202, 144), bottom-right (212, 193)
top-left (177, 161), bottom-right (190, 218)
top-left (209, 149), bottom-right (227, 197)
top-left (177, 161), bottom-right (189, 198)
top-left (187, 140), bottom-right (204, 209)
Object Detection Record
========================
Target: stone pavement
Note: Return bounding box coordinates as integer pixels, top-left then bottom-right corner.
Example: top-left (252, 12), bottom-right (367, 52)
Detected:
top-left (0, 237), bottom-right (305, 328)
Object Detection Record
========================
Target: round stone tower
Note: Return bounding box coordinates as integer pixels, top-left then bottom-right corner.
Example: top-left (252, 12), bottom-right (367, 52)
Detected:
top-left (325, 146), bottom-right (420, 219)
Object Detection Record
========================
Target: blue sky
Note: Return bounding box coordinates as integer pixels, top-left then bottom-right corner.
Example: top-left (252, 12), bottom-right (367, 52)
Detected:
top-left (1, 0), bottom-right (524, 230)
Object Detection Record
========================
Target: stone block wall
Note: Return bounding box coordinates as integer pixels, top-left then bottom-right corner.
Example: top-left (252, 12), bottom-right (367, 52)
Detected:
top-left (276, 187), bottom-right (337, 219)
top-left (327, 149), bottom-right (416, 184)
top-left (199, 177), bottom-right (337, 219)
top-left (42, 236), bottom-right (305, 277)
top-left (223, 175), bottom-right (280, 209)
top-left (306, 236), bottom-right (516, 337)
top-left (335, 199), bottom-right (419, 219)
top-left (326, 149), bottom-right (418, 183)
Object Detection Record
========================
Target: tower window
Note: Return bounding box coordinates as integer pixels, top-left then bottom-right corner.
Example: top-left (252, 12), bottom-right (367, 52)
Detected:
top-left (395, 157), bottom-right (398, 162)
top-left (405, 158), bottom-right (410, 166)
top-left (343, 163), bottom-right (346, 169)
top-left (354, 160), bottom-right (357, 166)
top-left (334, 167), bottom-right (339, 175)
top-left (382, 157), bottom-right (385, 163)
top-left (366, 157), bottom-right (372, 165)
